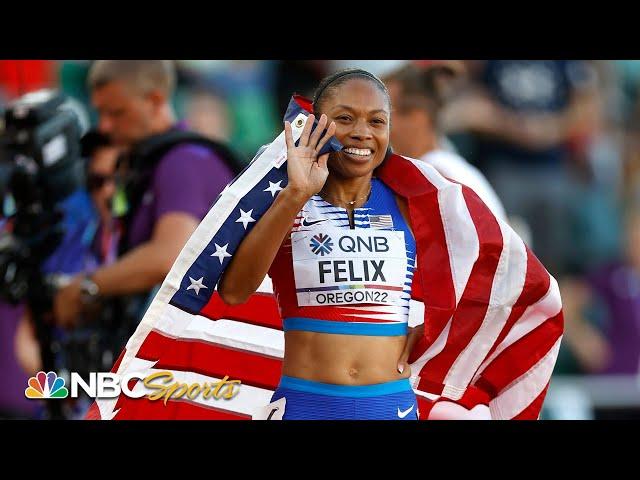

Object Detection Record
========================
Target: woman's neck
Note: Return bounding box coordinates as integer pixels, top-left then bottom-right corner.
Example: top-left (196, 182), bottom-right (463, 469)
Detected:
top-left (320, 174), bottom-right (373, 209)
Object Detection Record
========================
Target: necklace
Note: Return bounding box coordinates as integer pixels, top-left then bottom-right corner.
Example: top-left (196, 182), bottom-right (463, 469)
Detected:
top-left (319, 183), bottom-right (372, 207)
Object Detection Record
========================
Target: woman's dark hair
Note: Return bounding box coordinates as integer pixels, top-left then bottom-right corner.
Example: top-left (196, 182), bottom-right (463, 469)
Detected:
top-left (312, 68), bottom-right (390, 114)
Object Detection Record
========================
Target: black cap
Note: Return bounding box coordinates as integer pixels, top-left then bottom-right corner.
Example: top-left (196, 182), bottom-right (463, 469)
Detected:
top-left (80, 129), bottom-right (112, 158)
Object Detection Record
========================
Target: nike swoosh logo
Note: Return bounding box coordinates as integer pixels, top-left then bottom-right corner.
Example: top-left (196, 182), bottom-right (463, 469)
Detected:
top-left (267, 407), bottom-right (279, 420)
top-left (301, 217), bottom-right (327, 227)
top-left (397, 404), bottom-right (415, 419)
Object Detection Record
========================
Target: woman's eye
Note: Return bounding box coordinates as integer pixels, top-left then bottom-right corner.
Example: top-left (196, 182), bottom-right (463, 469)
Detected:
top-left (372, 118), bottom-right (386, 125)
top-left (337, 115), bottom-right (351, 121)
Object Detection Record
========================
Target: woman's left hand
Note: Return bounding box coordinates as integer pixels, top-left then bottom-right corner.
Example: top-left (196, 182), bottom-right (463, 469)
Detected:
top-left (397, 323), bottom-right (424, 376)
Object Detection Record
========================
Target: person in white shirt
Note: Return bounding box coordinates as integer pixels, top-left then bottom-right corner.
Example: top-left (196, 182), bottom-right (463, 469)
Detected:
top-left (382, 62), bottom-right (507, 221)
top-left (382, 63), bottom-right (506, 419)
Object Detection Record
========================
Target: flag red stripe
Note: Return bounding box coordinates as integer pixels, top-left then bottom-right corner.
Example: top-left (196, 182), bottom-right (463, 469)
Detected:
top-left (416, 394), bottom-right (436, 420)
top-left (475, 312), bottom-right (563, 396)
top-left (84, 401), bottom-right (102, 420)
top-left (377, 155), bottom-right (457, 359)
top-left (447, 384), bottom-right (491, 410)
top-left (135, 330), bottom-right (282, 391)
top-left (421, 186), bottom-right (503, 383)
top-left (200, 292), bottom-right (283, 331)
top-left (483, 247), bottom-right (552, 362)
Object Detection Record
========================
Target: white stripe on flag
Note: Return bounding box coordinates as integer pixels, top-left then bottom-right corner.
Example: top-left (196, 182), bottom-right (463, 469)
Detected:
top-left (408, 158), bottom-right (479, 304)
top-left (408, 299), bottom-right (425, 328)
top-left (489, 337), bottom-right (562, 420)
top-left (256, 275), bottom-right (274, 294)
top-left (443, 219), bottom-right (528, 398)
top-left (408, 317), bottom-right (453, 382)
top-left (472, 276), bottom-right (562, 381)
top-left (154, 304), bottom-right (284, 358)
top-left (96, 357), bottom-right (158, 420)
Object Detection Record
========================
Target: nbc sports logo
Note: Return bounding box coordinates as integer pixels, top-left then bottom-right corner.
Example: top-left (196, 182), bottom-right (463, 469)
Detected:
top-left (25, 371), bottom-right (69, 399)
top-left (23, 370), bottom-right (241, 402)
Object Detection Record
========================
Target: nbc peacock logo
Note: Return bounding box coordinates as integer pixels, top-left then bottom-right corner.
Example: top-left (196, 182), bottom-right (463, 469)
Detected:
top-left (25, 371), bottom-right (69, 399)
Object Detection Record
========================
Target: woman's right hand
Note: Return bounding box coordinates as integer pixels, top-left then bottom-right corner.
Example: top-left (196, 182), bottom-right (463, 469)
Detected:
top-left (284, 113), bottom-right (336, 200)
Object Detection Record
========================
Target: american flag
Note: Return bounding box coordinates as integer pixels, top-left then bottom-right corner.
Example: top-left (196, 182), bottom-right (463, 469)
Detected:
top-left (368, 214), bottom-right (394, 230)
top-left (85, 97), bottom-right (563, 420)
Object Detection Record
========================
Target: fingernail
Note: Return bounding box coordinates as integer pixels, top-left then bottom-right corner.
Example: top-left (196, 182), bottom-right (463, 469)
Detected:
top-left (398, 364), bottom-right (404, 374)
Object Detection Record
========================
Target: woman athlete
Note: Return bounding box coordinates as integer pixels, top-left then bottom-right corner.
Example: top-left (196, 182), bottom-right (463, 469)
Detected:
top-left (219, 69), bottom-right (436, 419)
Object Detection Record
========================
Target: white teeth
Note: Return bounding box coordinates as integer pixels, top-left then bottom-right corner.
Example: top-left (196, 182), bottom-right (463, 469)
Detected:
top-left (343, 147), bottom-right (372, 156)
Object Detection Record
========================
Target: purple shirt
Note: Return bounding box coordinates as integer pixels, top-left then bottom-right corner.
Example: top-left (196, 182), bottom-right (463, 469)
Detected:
top-left (587, 261), bottom-right (640, 374)
top-left (127, 137), bottom-right (235, 248)
top-left (0, 303), bottom-right (37, 417)
top-left (0, 189), bottom-right (100, 417)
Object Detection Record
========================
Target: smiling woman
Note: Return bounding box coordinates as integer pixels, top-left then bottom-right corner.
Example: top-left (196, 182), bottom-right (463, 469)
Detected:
top-left (92, 67), bottom-right (563, 421)
top-left (313, 70), bottom-right (390, 185)
top-left (217, 69), bottom-right (424, 420)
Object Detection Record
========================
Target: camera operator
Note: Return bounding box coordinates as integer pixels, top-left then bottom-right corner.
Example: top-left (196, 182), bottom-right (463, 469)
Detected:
top-left (1, 108), bottom-right (101, 417)
top-left (53, 61), bottom-right (239, 328)
top-left (14, 130), bottom-right (122, 378)
top-left (80, 130), bottom-right (122, 266)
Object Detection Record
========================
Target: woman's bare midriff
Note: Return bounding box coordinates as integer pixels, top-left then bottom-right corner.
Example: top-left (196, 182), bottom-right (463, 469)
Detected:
top-left (282, 330), bottom-right (412, 385)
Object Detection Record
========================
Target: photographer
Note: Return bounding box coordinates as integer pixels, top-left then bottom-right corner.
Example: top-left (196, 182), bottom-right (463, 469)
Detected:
top-left (0, 89), bottom-right (100, 418)
top-left (80, 130), bottom-right (122, 266)
top-left (14, 129), bottom-right (122, 378)
top-left (53, 61), bottom-right (238, 328)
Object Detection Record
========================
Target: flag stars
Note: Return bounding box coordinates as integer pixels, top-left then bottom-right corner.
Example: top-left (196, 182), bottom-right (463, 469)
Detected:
top-left (264, 180), bottom-right (283, 197)
top-left (211, 243), bottom-right (232, 264)
top-left (186, 276), bottom-right (208, 295)
top-left (235, 208), bottom-right (256, 229)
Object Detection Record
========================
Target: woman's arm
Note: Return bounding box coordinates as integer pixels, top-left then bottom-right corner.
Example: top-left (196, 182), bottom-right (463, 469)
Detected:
top-left (218, 114), bottom-right (336, 305)
top-left (217, 187), bottom-right (308, 305)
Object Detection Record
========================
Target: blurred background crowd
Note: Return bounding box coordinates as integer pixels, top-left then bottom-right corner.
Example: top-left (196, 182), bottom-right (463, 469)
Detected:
top-left (1, 59), bottom-right (639, 420)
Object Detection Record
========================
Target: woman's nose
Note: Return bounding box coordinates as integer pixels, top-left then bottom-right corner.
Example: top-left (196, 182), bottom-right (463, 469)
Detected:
top-left (350, 118), bottom-right (373, 140)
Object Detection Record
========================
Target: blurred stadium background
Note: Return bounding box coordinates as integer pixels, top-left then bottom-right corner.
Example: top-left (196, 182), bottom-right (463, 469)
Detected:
top-left (1, 59), bottom-right (640, 420)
